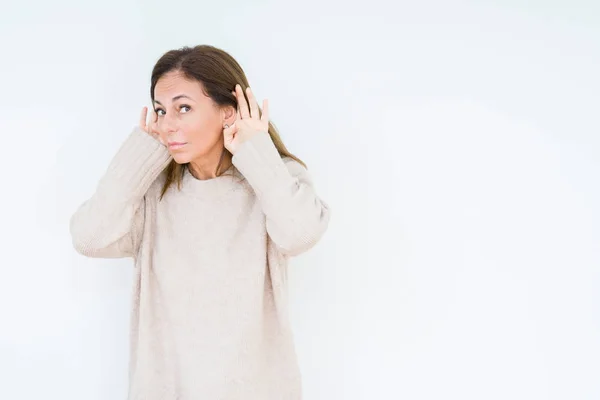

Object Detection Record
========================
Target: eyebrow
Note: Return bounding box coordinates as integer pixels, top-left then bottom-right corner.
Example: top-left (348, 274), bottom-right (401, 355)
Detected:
top-left (154, 95), bottom-right (193, 106)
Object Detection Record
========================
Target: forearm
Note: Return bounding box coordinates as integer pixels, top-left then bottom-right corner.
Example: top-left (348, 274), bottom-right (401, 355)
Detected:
top-left (232, 132), bottom-right (331, 256)
top-left (70, 127), bottom-right (172, 258)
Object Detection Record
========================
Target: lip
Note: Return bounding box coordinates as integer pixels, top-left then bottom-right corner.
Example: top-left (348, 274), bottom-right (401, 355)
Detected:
top-left (168, 142), bottom-right (187, 150)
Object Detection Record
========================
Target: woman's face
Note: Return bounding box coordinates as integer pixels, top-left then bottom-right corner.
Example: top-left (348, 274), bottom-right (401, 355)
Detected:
top-left (153, 71), bottom-right (232, 164)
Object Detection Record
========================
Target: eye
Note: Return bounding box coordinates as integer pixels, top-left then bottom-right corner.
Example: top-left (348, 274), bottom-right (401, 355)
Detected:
top-left (155, 108), bottom-right (165, 116)
top-left (180, 105), bottom-right (191, 113)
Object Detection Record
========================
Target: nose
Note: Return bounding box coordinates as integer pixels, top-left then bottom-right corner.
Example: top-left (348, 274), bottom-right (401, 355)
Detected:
top-left (160, 114), bottom-right (178, 134)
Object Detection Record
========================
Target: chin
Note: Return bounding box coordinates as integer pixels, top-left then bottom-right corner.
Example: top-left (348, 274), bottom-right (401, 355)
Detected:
top-left (172, 154), bottom-right (192, 164)
top-left (171, 148), bottom-right (214, 165)
top-left (169, 141), bottom-right (221, 164)
top-left (171, 152), bottom-right (194, 164)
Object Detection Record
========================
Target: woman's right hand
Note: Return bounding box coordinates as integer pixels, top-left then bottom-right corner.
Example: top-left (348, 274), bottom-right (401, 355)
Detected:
top-left (139, 106), bottom-right (165, 145)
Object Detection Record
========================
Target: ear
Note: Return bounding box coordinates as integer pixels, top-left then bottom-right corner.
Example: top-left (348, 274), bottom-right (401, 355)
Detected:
top-left (221, 104), bottom-right (237, 126)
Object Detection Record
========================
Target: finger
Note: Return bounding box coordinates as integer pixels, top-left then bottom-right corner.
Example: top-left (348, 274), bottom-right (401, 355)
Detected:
top-left (246, 87), bottom-right (260, 119)
top-left (261, 99), bottom-right (269, 123)
top-left (223, 124), bottom-right (238, 142)
top-left (236, 84), bottom-right (250, 119)
top-left (140, 107), bottom-right (148, 131)
top-left (231, 90), bottom-right (238, 111)
top-left (231, 91), bottom-right (239, 118)
top-left (150, 108), bottom-right (159, 133)
top-left (153, 124), bottom-right (164, 145)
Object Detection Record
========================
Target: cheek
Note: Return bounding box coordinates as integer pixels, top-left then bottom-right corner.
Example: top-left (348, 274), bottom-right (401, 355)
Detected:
top-left (185, 114), bottom-right (222, 143)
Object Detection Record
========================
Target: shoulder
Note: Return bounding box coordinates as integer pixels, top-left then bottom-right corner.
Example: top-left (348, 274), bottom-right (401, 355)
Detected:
top-left (146, 168), bottom-right (170, 200)
top-left (281, 156), bottom-right (310, 180)
top-left (281, 156), bottom-right (316, 187)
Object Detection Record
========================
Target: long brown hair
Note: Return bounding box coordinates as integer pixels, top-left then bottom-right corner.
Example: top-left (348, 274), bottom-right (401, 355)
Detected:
top-left (150, 44), bottom-right (305, 200)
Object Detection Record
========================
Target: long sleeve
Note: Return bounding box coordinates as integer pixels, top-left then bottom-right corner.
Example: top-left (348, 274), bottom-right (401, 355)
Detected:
top-left (231, 132), bottom-right (331, 257)
top-left (70, 127), bottom-right (173, 258)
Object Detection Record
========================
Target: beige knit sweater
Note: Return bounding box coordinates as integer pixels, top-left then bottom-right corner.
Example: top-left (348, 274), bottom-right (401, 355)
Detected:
top-left (69, 127), bottom-right (331, 399)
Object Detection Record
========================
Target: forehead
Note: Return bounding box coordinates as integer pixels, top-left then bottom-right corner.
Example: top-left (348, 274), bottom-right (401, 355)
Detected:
top-left (154, 71), bottom-right (208, 102)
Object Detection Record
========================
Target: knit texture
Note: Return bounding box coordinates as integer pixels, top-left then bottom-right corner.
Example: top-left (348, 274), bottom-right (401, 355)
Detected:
top-left (70, 127), bottom-right (331, 399)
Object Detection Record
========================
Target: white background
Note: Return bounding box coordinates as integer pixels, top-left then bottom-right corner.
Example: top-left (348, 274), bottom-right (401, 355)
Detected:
top-left (1, 1), bottom-right (599, 399)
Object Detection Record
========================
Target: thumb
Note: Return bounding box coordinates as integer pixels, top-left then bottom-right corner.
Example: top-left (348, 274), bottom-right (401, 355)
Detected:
top-left (223, 122), bottom-right (238, 140)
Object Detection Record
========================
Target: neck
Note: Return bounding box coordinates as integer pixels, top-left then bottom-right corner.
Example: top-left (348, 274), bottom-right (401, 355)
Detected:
top-left (188, 148), bottom-right (232, 180)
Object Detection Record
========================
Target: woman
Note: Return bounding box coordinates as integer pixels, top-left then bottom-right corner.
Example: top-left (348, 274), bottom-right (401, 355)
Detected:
top-left (70, 44), bottom-right (330, 400)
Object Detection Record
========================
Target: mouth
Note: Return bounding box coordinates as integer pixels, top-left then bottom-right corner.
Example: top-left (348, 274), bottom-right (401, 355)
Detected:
top-left (168, 142), bottom-right (187, 150)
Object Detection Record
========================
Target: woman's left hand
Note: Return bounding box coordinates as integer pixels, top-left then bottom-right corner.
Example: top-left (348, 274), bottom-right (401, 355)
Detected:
top-left (224, 84), bottom-right (269, 154)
